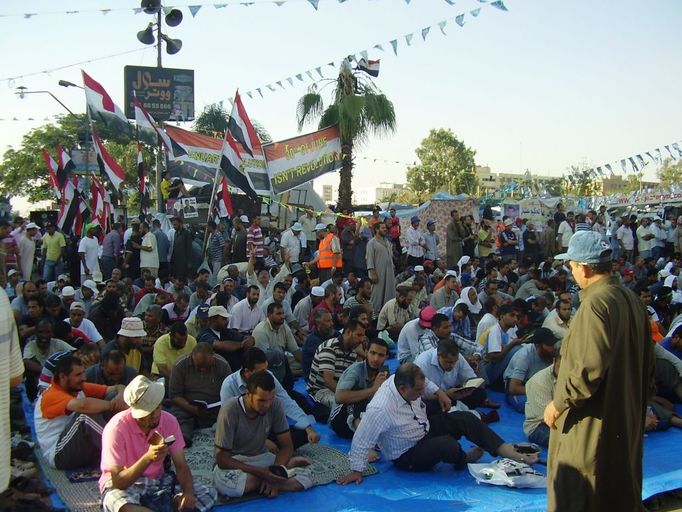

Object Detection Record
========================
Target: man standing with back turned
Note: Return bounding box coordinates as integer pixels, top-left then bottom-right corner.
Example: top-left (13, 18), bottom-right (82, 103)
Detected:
top-left (544, 231), bottom-right (654, 512)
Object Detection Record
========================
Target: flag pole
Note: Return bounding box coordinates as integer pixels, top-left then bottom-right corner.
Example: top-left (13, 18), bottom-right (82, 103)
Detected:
top-left (201, 129), bottom-right (226, 258)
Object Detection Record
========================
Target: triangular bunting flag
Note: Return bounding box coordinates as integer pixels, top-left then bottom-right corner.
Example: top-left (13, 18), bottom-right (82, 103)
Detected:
top-left (257, 88), bottom-right (263, 98)
top-left (605, 164), bottom-right (613, 176)
top-left (404, 0), bottom-right (411, 4)
top-left (267, 84), bottom-right (276, 92)
top-left (162, 6), bottom-right (173, 15)
top-left (296, 74), bottom-right (303, 81)
top-left (247, 91), bottom-right (253, 99)
top-left (274, 1), bottom-right (286, 5)
top-left (132, 8), bottom-right (143, 14)
top-left (390, 39), bottom-right (398, 55)
top-left (360, 50), bottom-right (368, 60)
top-left (673, 143), bottom-right (682, 157)
top-left (470, 7), bottom-right (481, 16)
top-left (620, 159), bottom-right (627, 173)
top-left (438, 20), bottom-right (447, 34)
top-left (405, 33), bottom-right (413, 46)
top-left (308, 0), bottom-right (319, 9)
top-left (636, 155), bottom-right (646, 168)
top-left (455, 14), bottom-right (465, 26)
top-left (444, 0), bottom-right (456, 4)
top-left (422, 26), bottom-right (431, 40)
top-left (188, 5), bottom-right (202, 17)
top-left (374, 44), bottom-right (384, 51)
top-left (306, 70), bottom-right (314, 80)
top-left (286, 77), bottom-right (294, 86)
top-left (316, 67), bottom-right (323, 78)
top-left (276, 80), bottom-right (284, 89)
top-left (490, 0), bottom-right (508, 10)
top-left (214, 3), bottom-right (228, 8)
top-left (101, 9), bottom-right (111, 15)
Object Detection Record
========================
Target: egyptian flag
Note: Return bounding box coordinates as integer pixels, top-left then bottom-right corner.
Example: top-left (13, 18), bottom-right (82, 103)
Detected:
top-left (92, 126), bottom-right (126, 191)
top-left (357, 58), bottom-right (380, 77)
top-left (219, 131), bottom-right (259, 203)
top-left (42, 149), bottom-right (62, 200)
top-left (137, 143), bottom-right (151, 213)
top-left (227, 90), bottom-right (260, 158)
top-left (134, 96), bottom-right (187, 159)
top-left (57, 178), bottom-right (81, 236)
top-left (82, 70), bottom-right (130, 130)
top-left (216, 177), bottom-right (234, 218)
top-left (56, 145), bottom-right (75, 190)
top-left (91, 174), bottom-right (111, 230)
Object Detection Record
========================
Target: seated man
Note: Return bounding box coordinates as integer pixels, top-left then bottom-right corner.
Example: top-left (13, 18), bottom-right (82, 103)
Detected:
top-left (151, 321), bottom-right (197, 379)
top-left (213, 371), bottom-right (314, 499)
top-left (220, 347), bottom-right (321, 449)
top-left (198, 305), bottom-right (253, 372)
top-left (39, 344), bottom-right (100, 390)
top-left (141, 304), bottom-right (169, 372)
top-left (23, 319), bottom-right (75, 400)
top-left (480, 304), bottom-right (528, 388)
top-left (301, 309), bottom-right (337, 381)
top-left (417, 313), bottom-right (452, 355)
top-left (169, 343), bottom-right (232, 446)
top-left (293, 286), bottom-right (324, 338)
top-left (430, 271), bottom-right (460, 310)
top-left (229, 285), bottom-right (265, 335)
top-left (100, 375), bottom-right (217, 512)
top-left (524, 353), bottom-right (561, 447)
top-left (397, 306), bottom-right (436, 364)
top-left (66, 301), bottom-right (104, 347)
top-left (253, 303), bottom-right (302, 388)
top-left (337, 364), bottom-right (536, 486)
top-left (18, 293), bottom-right (44, 342)
top-left (504, 327), bottom-right (559, 413)
top-left (262, 282), bottom-right (304, 341)
top-left (102, 317), bottom-right (147, 375)
top-left (86, 349), bottom-right (137, 386)
top-left (415, 339), bottom-right (487, 413)
top-left (307, 319), bottom-right (365, 409)
top-left (161, 292), bottom-right (191, 326)
top-left (34, 353), bottom-right (127, 469)
top-left (330, 338), bottom-right (390, 440)
top-left (376, 287), bottom-right (415, 342)
top-left (541, 299), bottom-right (573, 340)
top-left (308, 283), bottom-right (343, 331)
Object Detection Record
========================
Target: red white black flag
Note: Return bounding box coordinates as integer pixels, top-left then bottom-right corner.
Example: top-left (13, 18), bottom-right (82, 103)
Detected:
top-left (82, 70), bottom-right (130, 129)
top-left (134, 96), bottom-right (187, 159)
top-left (92, 126), bottom-right (126, 191)
top-left (219, 131), bottom-right (259, 203)
top-left (227, 90), bottom-right (260, 158)
top-left (42, 149), bottom-right (61, 200)
top-left (137, 143), bottom-right (151, 214)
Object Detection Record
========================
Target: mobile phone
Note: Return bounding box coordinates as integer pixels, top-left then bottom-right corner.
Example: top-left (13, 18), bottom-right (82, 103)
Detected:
top-left (164, 435), bottom-right (176, 446)
top-left (379, 365), bottom-right (389, 374)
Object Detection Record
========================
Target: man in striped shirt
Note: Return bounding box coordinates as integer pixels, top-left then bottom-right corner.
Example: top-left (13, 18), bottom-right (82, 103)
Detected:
top-left (246, 215), bottom-right (264, 259)
top-left (307, 319), bottom-right (365, 409)
top-left (337, 363), bottom-right (537, 485)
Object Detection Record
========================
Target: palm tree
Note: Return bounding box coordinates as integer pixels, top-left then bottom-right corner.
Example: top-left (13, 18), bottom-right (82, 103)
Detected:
top-left (296, 60), bottom-right (397, 211)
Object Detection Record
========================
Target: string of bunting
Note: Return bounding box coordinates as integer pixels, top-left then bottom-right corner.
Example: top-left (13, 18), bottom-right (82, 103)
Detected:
top-left (261, 194), bottom-right (357, 219)
top-left (231, 0), bottom-right (509, 102)
top-left (571, 139), bottom-right (682, 183)
top-left (2, 0), bottom-right (498, 19)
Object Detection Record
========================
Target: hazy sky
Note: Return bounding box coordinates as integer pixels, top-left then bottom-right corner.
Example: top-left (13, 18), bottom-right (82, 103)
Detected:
top-left (2, 0), bottom-right (681, 209)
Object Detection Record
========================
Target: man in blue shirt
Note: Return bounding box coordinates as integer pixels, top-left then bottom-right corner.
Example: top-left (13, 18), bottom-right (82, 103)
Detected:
top-left (220, 347), bottom-right (320, 449)
top-left (660, 325), bottom-right (682, 360)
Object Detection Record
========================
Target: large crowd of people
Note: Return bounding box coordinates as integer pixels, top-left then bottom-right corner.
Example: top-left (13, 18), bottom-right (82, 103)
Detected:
top-left (0, 201), bottom-right (681, 510)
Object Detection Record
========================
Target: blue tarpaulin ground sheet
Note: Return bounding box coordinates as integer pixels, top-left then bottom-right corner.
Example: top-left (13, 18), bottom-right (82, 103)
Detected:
top-left (32, 362), bottom-right (681, 512)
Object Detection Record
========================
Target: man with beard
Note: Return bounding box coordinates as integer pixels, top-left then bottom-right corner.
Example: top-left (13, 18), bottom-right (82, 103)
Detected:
top-left (151, 321), bottom-right (196, 379)
top-left (66, 301), bottom-right (104, 347)
top-left (308, 283), bottom-right (343, 331)
top-left (330, 338), bottom-right (389, 441)
top-left (23, 320), bottom-right (75, 400)
top-left (213, 371), bottom-right (314, 499)
top-left (302, 309), bottom-right (338, 381)
top-left (86, 350), bottom-right (137, 386)
top-left (293, 286), bottom-right (324, 337)
top-left (35, 353), bottom-right (127, 469)
top-left (99, 375), bottom-right (217, 512)
top-left (343, 278), bottom-right (374, 318)
top-left (10, 279), bottom-right (37, 321)
top-left (221, 347), bottom-right (321, 450)
top-left (169, 343), bottom-right (232, 446)
top-left (18, 294), bottom-right (44, 341)
top-left (253, 303), bottom-right (302, 389)
top-left (230, 285), bottom-right (266, 335)
top-left (446, 209), bottom-right (467, 269)
top-left (102, 317), bottom-right (147, 375)
top-left (542, 299), bottom-right (573, 340)
top-left (503, 327), bottom-right (559, 413)
top-left (307, 319), bottom-right (365, 409)
top-left (376, 287), bottom-right (415, 342)
top-left (367, 221), bottom-right (396, 317)
top-left (198, 306), bottom-right (254, 372)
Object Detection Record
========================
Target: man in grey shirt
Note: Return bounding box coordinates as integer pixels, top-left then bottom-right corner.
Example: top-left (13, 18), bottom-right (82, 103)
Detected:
top-left (503, 327), bottom-right (558, 413)
top-left (213, 371), bottom-right (313, 498)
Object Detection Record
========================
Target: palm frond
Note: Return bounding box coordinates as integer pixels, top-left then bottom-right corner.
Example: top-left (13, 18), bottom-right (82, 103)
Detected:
top-left (296, 93), bottom-right (324, 132)
top-left (336, 94), bottom-right (366, 145)
top-left (318, 104), bottom-right (340, 131)
top-left (362, 92), bottom-right (397, 138)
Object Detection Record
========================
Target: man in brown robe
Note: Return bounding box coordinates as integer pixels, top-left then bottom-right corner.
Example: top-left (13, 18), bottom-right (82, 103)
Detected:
top-left (446, 210), bottom-right (466, 270)
top-left (544, 231), bottom-right (655, 512)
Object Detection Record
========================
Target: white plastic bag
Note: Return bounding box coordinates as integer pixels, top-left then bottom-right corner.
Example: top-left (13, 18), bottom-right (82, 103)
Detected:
top-left (467, 458), bottom-right (546, 489)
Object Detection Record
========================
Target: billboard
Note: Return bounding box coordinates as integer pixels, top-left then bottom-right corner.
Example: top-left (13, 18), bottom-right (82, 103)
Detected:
top-left (124, 65), bottom-right (194, 122)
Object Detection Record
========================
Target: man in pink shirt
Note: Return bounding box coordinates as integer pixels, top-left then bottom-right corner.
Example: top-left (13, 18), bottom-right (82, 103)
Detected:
top-left (99, 375), bottom-right (217, 512)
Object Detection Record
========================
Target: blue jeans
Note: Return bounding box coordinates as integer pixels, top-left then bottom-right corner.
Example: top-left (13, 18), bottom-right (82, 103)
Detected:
top-left (101, 256), bottom-right (117, 280)
top-left (505, 393), bottom-right (527, 414)
top-left (42, 259), bottom-right (64, 281)
top-left (528, 423), bottom-right (550, 447)
top-left (483, 344), bottom-right (521, 387)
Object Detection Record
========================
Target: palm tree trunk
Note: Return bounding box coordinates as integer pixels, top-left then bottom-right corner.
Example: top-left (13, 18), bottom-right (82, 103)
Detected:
top-left (338, 141), bottom-right (353, 211)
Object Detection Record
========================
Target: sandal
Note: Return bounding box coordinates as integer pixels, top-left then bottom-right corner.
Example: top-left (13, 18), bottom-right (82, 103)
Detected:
top-left (484, 398), bottom-right (501, 409)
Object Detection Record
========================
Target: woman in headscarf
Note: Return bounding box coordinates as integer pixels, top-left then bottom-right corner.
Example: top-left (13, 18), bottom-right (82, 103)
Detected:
top-left (459, 285), bottom-right (483, 326)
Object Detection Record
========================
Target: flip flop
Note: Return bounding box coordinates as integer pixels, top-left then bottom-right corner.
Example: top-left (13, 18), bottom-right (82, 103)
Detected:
top-left (484, 398), bottom-right (501, 409)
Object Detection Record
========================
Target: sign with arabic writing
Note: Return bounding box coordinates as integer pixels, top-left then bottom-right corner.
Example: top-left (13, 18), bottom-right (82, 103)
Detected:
top-left (124, 65), bottom-right (194, 122)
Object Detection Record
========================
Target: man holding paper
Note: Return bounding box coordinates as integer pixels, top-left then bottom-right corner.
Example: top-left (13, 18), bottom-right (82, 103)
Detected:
top-left (169, 342), bottom-right (232, 446)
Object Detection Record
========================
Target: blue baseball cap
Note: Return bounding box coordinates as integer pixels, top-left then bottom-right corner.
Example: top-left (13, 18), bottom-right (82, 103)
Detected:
top-left (196, 303), bottom-right (211, 320)
top-left (410, 216), bottom-right (420, 223)
top-left (555, 231), bottom-right (612, 264)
